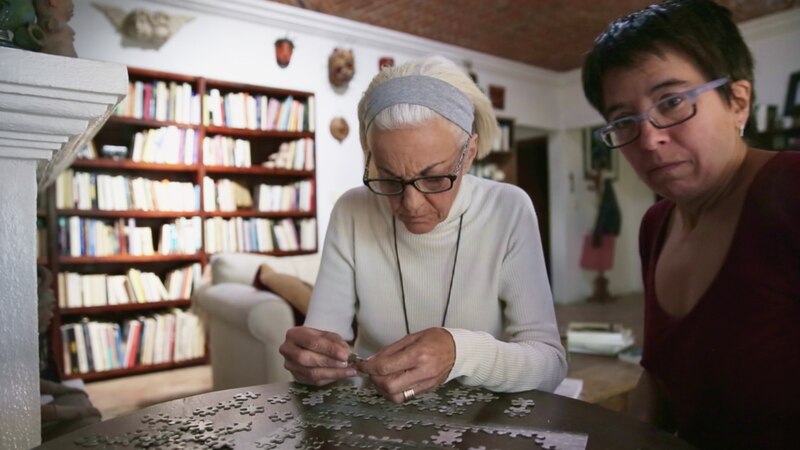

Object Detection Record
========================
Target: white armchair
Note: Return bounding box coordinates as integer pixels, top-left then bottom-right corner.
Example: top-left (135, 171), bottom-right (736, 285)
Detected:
top-left (194, 252), bottom-right (320, 390)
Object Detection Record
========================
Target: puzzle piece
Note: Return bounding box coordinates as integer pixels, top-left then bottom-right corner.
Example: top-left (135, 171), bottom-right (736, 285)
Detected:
top-left (301, 393), bottom-right (326, 406)
top-left (193, 405), bottom-right (220, 417)
top-left (141, 413), bottom-right (171, 424)
top-left (232, 391), bottom-right (260, 401)
top-left (511, 397), bottom-right (536, 408)
top-left (182, 419), bottom-right (214, 433)
top-left (504, 405), bottom-right (532, 417)
top-left (430, 429), bottom-right (464, 446)
top-left (219, 421), bottom-right (253, 435)
top-left (216, 400), bottom-right (244, 410)
top-left (473, 392), bottom-right (499, 402)
top-left (266, 394), bottom-right (291, 404)
top-left (268, 411), bottom-right (294, 422)
top-left (295, 436), bottom-right (325, 450)
top-left (239, 405), bottom-right (265, 416)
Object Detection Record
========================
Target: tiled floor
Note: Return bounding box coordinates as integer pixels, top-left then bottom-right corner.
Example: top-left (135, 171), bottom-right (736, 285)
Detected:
top-left (84, 365), bottom-right (213, 419)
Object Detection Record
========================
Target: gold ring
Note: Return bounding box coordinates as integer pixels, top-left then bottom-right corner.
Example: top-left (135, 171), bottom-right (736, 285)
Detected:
top-left (402, 388), bottom-right (416, 402)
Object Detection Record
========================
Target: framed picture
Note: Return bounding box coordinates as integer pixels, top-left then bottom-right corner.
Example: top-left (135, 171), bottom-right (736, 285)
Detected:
top-left (583, 126), bottom-right (619, 181)
top-left (784, 71), bottom-right (800, 117)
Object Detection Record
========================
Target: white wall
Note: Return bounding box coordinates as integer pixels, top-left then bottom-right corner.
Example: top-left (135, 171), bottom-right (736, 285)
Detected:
top-left (72, 0), bottom-right (800, 303)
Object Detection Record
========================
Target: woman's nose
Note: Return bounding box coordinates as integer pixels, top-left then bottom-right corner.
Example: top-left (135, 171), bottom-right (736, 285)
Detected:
top-left (637, 119), bottom-right (669, 150)
top-left (400, 185), bottom-right (425, 210)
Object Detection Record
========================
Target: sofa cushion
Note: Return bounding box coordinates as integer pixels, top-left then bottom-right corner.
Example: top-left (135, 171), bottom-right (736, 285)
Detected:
top-left (210, 252), bottom-right (321, 286)
top-left (195, 283), bottom-right (285, 327)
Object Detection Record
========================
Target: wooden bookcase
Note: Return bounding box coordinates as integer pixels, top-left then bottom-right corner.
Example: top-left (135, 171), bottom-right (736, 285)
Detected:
top-left (471, 117), bottom-right (516, 183)
top-left (45, 67), bottom-right (318, 381)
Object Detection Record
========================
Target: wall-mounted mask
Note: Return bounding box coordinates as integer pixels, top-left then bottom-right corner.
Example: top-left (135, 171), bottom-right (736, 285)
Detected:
top-left (330, 117), bottom-right (349, 143)
top-left (328, 47), bottom-right (355, 88)
top-left (274, 37), bottom-right (294, 68)
top-left (378, 57), bottom-right (394, 71)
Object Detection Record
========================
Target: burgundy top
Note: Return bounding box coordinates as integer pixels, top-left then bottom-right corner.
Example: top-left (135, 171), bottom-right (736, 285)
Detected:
top-left (639, 151), bottom-right (800, 450)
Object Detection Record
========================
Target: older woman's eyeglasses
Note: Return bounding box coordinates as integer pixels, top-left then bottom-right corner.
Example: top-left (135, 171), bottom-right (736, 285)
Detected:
top-left (363, 142), bottom-right (469, 196)
top-left (596, 77), bottom-right (730, 149)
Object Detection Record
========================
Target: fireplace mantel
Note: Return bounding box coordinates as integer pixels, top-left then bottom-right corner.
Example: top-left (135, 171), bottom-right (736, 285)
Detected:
top-left (0, 47), bottom-right (128, 188)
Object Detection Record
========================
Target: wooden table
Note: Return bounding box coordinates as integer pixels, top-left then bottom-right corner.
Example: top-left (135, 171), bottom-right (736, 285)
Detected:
top-left (555, 294), bottom-right (645, 411)
top-left (37, 378), bottom-right (693, 449)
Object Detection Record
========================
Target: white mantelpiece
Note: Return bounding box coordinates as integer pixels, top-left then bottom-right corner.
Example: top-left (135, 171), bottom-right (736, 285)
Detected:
top-left (0, 47), bottom-right (127, 449)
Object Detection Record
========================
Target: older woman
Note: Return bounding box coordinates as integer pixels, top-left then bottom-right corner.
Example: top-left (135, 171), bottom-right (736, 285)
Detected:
top-left (280, 56), bottom-right (565, 403)
top-left (582, 1), bottom-right (800, 448)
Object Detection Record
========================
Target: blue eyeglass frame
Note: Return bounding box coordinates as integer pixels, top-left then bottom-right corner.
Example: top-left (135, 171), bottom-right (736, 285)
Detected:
top-left (595, 77), bottom-right (731, 149)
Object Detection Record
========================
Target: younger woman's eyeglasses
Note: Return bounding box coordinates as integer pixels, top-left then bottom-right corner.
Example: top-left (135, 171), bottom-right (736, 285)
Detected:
top-left (595, 77), bottom-right (730, 149)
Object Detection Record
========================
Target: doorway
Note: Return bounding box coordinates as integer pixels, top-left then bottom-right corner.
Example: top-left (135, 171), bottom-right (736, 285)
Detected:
top-left (516, 136), bottom-right (551, 278)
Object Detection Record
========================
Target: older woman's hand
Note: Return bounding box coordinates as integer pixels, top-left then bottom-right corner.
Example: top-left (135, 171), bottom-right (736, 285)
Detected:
top-left (356, 327), bottom-right (455, 403)
top-left (279, 326), bottom-right (357, 385)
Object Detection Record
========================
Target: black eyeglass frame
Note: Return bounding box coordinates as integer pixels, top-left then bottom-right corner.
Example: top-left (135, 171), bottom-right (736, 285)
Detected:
top-left (595, 77), bottom-right (731, 149)
top-left (362, 140), bottom-right (470, 196)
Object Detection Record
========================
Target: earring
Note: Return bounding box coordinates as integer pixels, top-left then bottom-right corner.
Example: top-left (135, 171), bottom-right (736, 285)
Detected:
top-left (739, 124), bottom-right (744, 137)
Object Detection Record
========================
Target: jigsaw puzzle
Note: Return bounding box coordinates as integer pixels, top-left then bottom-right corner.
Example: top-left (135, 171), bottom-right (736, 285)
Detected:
top-left (71, 380), bottom-right (588, 449)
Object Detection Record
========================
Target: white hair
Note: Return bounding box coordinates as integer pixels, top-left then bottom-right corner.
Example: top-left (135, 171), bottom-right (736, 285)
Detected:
top-left (358, 55), bottom-right (499, 159)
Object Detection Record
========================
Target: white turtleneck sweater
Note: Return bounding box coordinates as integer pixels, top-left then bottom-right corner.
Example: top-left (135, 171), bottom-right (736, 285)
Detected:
top-left (304, 174), bottom-right (566, 392)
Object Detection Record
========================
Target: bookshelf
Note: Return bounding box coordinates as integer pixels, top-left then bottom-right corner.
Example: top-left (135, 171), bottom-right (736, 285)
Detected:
top-left (470, 117), bottom-right (516, 184)
top-left (45, 67), bottom-right (318, 381)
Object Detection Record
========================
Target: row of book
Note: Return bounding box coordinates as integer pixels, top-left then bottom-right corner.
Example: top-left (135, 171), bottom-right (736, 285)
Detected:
top-left (57, 215), bottom-right (317, 256)
top-left (60, 310), bottom-right (205, 375)
top-left (204, 217), bottom-right (316, 253)
top-left (202, 178), bottom-right (252, 212)
top-left (55, 170), bottom-right (200, 212)
top-left (130, 126), bottom-right (198, 165)
top-left (253, 181), bottom-right (313, 213)
top-left (262, 137), bottom-right (315, 171)
top-left (58, 264), bottom-right (201, 308)
top-left (203, 90), bottom-right (315, 133)
top-left (202, 135), bottom-right (252, 168)
top-left (202, 178), bottom-right (312, 213)
top-left (491, 121), bottom-right (513, 153)
top-left (58, 217), bottom-right (202, 257)
top-left (116, 80), bottom-right (202, 124)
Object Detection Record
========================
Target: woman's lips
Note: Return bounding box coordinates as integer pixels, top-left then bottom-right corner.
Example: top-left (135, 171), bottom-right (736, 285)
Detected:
top-left (647, 160), bottom-right (684, 175)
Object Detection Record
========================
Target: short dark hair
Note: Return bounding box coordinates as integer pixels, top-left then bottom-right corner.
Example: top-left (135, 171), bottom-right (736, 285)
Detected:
top-left (582, 0), bottom-right (754, 115)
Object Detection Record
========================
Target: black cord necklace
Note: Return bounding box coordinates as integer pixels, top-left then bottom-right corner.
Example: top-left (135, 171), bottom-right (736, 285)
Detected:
top-left (393, 213), bottom-right (464, 335)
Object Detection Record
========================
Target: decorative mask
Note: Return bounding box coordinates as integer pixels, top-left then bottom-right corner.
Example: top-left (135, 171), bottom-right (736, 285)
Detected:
top-left (378, 57), bottom-right (394, 71)
top-left (328, 47), bottom-right (355, 88)
top-left (274, 37), bottom-right (294, 68)
top-left (330, 117), bottom-right (349, 143)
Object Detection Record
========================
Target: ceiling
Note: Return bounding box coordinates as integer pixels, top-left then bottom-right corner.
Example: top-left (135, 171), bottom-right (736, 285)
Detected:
top-left (268, 0), bottom-right (799, 72)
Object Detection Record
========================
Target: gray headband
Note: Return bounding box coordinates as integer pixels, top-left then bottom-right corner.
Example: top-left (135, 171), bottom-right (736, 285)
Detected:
top-left (364, 75), bottom-right (474, 134)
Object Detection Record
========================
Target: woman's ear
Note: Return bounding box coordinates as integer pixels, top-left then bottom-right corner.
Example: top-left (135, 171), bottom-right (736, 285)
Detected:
top-left (729, 79), bottom-right (752, 125)
top-left (463, 134), bottom-right (479, 173)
